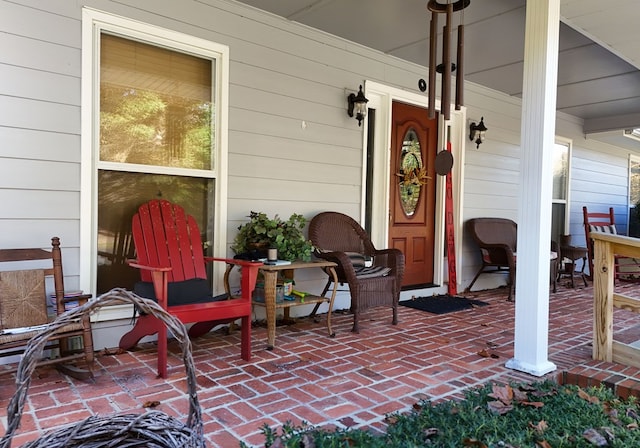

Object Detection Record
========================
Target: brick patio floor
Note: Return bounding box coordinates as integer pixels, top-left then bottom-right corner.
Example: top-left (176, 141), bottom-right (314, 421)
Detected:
top-left (1, 282), bottom-right (640, 447)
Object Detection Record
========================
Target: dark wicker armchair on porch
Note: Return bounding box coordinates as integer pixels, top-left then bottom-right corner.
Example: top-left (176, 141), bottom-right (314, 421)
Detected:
top-left (466, 217), bottom-right (559, 300)
top-left (308, 211), bottom-right (405, 333)
top-left (466, 217), bottom-right (518, 301)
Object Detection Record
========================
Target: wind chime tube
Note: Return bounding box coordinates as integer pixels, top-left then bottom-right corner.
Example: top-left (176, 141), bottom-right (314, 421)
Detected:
top-left (428, 11), bottom-right (438, 119)
top-left (455, 24), bottom-right (464, 110)
top-left (441, 2), bottom-right (452, 121)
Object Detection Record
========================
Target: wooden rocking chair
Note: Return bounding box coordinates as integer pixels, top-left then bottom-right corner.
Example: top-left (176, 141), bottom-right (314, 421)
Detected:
top-left (583, 206), bottom-right (640, 282)
top-left (118, 199), bottom-right (261, 378)
top-left (0, 237), bottom-right (94, 379)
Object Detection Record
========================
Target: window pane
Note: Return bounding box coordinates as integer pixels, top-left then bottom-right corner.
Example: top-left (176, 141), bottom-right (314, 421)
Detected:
top-left (551, 202), bottom-right (566, 243)
top-left (100, 34), bottom-right (213, 170)
top-left (552, 143), bottom-right (568, 200)
top-left (97, 170), bottom-right (213, 294)
top-left (630, 158), bottom-right (640, 205)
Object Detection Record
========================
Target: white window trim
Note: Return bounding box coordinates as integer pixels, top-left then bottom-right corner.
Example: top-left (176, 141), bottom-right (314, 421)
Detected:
top-left (80, 8), bottom-right (229, 321)
top-left (554, 137), bottom-right (572, 235)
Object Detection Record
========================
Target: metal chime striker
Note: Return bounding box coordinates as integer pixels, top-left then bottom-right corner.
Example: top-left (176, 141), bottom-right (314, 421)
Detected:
top-left (427, 0), bottom-right (470, 120)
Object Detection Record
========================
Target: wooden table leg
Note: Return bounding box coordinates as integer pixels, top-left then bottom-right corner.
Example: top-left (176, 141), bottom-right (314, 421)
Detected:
top-left (262, 270), bottom-right (278, 350)
top-left (326, 266), bottom-right (338, 338)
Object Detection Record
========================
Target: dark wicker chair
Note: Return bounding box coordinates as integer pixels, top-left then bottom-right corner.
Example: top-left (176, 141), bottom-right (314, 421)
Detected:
top-left (308, 212), bottom-right (405, 333)
top-left (466, 217), bottom-right (517, 300)
top-left (466, 217), bottom-right (559, 300)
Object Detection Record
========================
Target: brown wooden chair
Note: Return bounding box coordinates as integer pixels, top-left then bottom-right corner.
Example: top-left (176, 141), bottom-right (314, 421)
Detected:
top-left (118, 199), bottom-right (261, 378)
top-left (308, 211), bottom-right (404, 333)
top-left (0, 237), bottom-right (94, 379)
top-left (583, 206), bottom-right (640, 282)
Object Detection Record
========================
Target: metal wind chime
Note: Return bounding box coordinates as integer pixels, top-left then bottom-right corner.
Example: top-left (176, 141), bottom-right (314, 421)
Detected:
top-left (427, 0), bottom-right (470, 295)
top-left (427, 0), bottom-right (470, 121)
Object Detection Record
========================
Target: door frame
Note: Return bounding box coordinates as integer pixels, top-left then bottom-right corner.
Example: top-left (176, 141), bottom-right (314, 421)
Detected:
top-left (361, 81), bottom-right (467, 290)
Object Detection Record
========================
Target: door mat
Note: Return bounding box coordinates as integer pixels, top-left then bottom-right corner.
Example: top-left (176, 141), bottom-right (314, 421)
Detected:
top-left (400, 294), bottom-right (489, 315)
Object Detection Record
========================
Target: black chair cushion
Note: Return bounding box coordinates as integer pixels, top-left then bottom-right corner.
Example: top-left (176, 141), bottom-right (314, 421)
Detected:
top-left (134, 278), bottom-right (226, 307)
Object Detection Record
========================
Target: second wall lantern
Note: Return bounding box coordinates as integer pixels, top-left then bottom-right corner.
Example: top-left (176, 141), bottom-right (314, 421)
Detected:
top-left (469, 116), bottom-right (487, 149)
top-left (347, 85), bottom-right (369, 127)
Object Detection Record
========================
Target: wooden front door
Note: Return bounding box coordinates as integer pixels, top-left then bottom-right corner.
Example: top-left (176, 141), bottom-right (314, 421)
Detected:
top-left (389, 101), bottom-right (438, 287)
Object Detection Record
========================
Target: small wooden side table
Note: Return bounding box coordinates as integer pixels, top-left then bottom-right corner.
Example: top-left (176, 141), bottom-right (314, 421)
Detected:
top-left (559, 245), bottom-right (588, 288)
top-left (255, 260), bottom-right (338, 350)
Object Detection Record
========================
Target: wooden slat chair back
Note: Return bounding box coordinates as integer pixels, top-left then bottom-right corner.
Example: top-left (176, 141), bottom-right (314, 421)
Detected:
top-left (583, 206), bottom-right (640, 282)
top-left (118, 199), bottom-right (261, 378)
top-left (583, 207), bottom-right (615, 281)
top-left (308, 211), bottom-right (404, 333)
top-left (0, 237), bottom-right (93, 379)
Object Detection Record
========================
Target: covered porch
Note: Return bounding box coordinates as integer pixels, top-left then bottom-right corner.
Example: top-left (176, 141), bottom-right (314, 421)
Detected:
top-left (2, 282), bottom-right (640, 447)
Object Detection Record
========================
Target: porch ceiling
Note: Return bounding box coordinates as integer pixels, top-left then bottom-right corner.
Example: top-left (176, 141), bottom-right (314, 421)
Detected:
top-left (234, 0), bottom-right (640, 152)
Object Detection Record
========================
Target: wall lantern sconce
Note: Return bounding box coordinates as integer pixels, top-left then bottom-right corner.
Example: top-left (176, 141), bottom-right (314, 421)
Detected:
top-left (469, 117), bottom-right (487, 149)
top-left (347, 85), bottom-right (369, 127)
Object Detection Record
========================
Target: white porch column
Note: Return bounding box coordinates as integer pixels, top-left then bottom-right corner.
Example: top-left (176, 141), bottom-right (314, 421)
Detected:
top-left (505, 0), bottom-right (560, 376)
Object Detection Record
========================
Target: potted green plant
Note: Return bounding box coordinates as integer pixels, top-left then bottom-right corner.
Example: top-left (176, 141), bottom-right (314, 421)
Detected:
top-left (231, 211), bottom-right (314, 261)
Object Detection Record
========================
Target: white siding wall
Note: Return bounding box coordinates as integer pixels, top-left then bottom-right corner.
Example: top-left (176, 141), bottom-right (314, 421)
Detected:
top-left (1, 0), bottom-right (636, 345)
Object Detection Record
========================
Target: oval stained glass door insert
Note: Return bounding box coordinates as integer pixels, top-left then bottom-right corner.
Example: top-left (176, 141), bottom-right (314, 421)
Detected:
top-left (398, 128), bottom-right (424, 216)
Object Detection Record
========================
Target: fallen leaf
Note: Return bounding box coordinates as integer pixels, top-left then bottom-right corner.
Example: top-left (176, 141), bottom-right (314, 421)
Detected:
top-left (142, 400), bottom-right (160, 408)
top-left (513, 388), bottom-right (529, 402)
top-left (536, 440), bottom-right (552, 448)
top-left (488, 384), bottom-right (514, 404)
top-left (521, 401), bottom-right (544, 408)
top-left (627, 408), bottom-right (639, 419)
top-left (582, 428), bottom-right (608, 446)
top-left (385, 415), bottom-right (399, 424)
top-left (423, 427), bottom-right (439, 438)
top-left (462, 438), bottom-right (488, 447)
top-left (578, 388), bottom-right (600, 404)
top-left (529, 420), bottom-right (548, 434)
top-left (487, 400), bottom-right (513, 415)
top-left (338, 416), bottom-right (357, 428)
top-left (600, 426), bottom-right (615, 441)
top-left (477, 349), bottom-right (492, 358)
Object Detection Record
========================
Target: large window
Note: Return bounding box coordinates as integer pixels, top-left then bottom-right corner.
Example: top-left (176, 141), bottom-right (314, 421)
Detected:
top-left (82, 10), bottom-right (229, 301)
top-left (551, 140), bottom-right (571, 243)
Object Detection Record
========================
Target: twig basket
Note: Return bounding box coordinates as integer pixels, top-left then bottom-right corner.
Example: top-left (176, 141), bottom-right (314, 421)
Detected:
top-left (1, 288), bottom-right (205, 448)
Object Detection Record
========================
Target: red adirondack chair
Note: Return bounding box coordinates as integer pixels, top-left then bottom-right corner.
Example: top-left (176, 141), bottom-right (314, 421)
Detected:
top-left (118, 199), bottom-right (261, 378)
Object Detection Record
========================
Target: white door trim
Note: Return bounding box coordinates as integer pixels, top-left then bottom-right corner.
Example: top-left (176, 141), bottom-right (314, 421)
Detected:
top-left (361, 81), bottom-right (466, 290)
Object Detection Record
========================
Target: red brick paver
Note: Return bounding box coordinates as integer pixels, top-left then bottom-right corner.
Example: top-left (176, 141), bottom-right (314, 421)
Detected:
top-left (1, 282), bottom-right (639, 447)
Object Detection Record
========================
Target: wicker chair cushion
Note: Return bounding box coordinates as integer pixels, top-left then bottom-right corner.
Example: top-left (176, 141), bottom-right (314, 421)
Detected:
top-left (355, 266), bottom-right (392, 279)
top-left (345, 252), bottom-right (366, 268)
top-left (134, 278), bottom-right (224, 306)
top-left (320, 251), bottom-right (391, 279)
top-left (0, 269), bottom-right (47, 330)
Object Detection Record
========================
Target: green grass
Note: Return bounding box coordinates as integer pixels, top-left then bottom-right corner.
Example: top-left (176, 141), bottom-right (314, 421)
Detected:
top-left (242, 380), bottom-right (640, 447)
